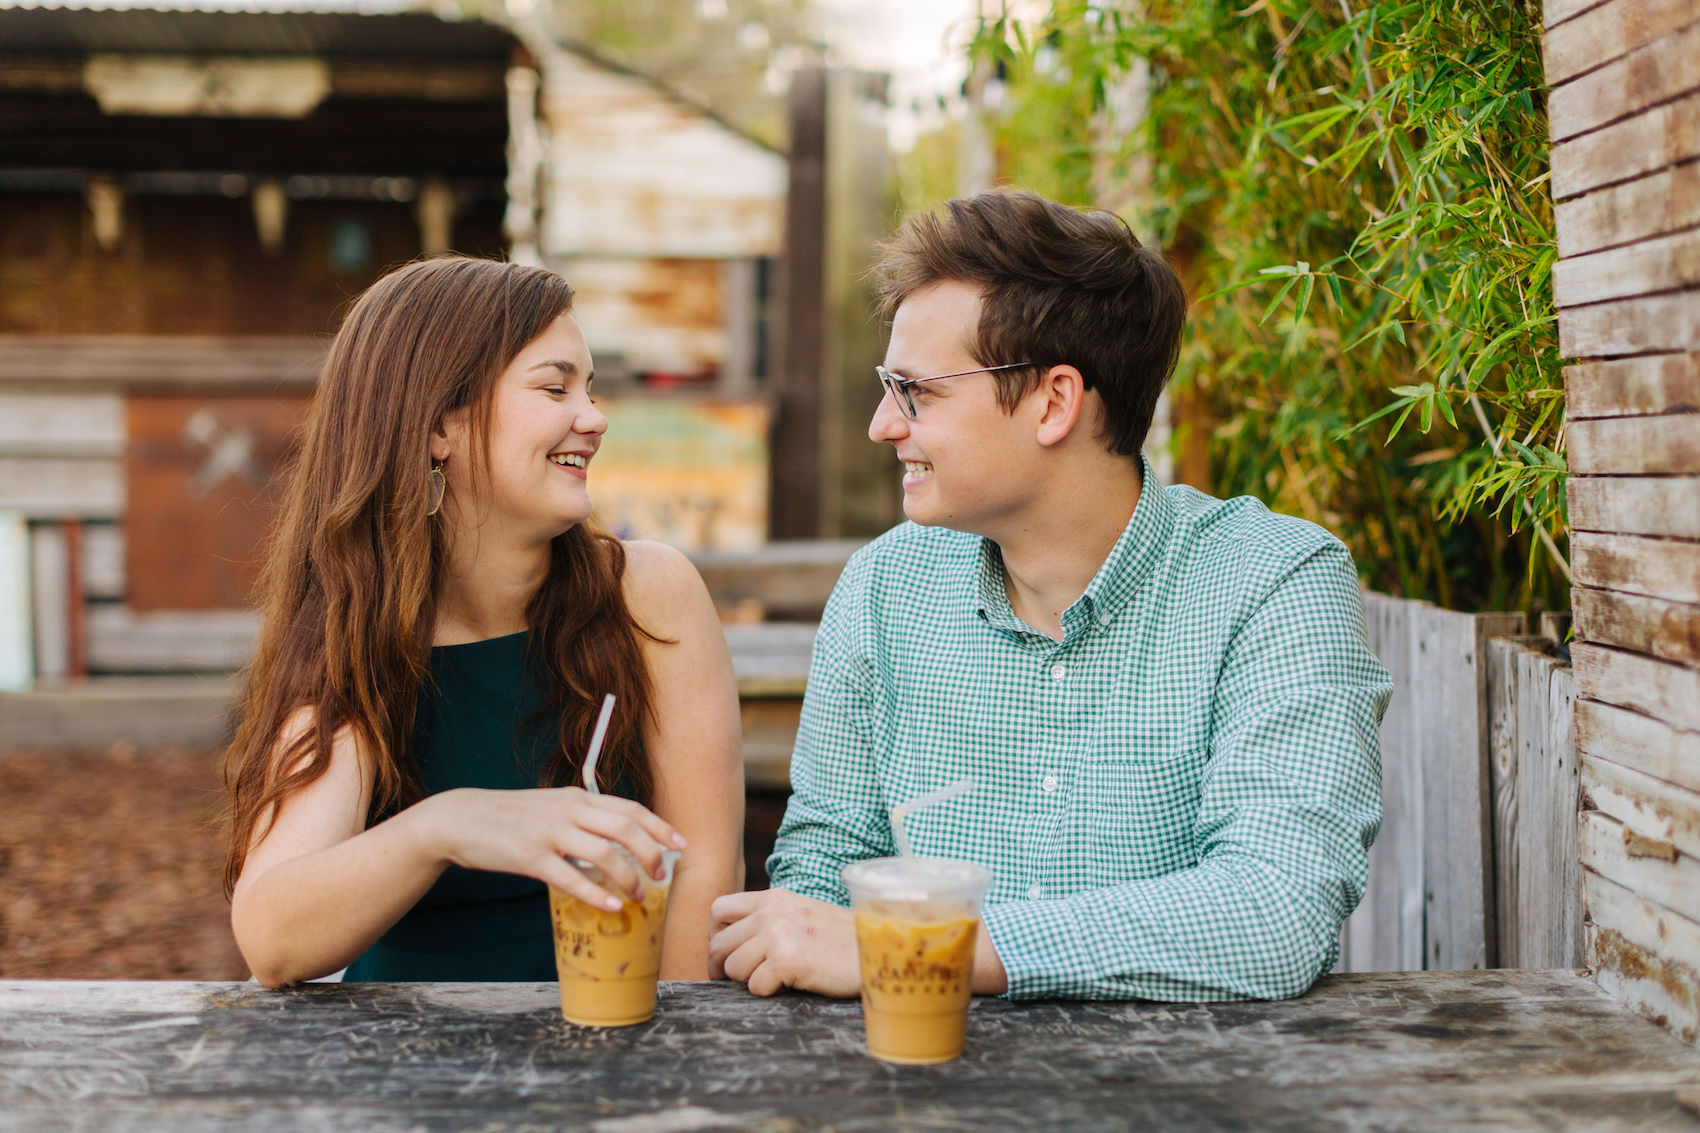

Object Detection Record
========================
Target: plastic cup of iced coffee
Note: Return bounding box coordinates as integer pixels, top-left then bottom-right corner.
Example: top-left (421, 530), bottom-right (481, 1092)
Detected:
top-left (548, 848), bottom-right (680, 1027)
top-left (841, 856), bottom-right (994, 1065)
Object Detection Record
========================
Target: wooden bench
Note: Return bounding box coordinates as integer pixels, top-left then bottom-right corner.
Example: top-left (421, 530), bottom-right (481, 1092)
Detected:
top-left (0, 622), bottom-right (817, 789)
top-left (723, 622), bottom-right (813, 789)
top-left (690, 538), bottom-right (862, 621)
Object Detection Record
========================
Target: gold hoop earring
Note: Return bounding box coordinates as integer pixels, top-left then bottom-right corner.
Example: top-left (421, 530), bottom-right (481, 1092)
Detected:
top-left (426, 461), bottom-right (446, 517)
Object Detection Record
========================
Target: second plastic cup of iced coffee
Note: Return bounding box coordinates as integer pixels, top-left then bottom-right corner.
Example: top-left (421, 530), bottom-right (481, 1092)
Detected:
top-left (548, 848), bottom-right (680, 1027)
top-left (841, 856), bottom-right (994, 1065)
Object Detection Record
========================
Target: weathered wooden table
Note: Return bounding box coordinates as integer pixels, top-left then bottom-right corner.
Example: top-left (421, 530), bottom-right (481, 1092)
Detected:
top-left (3, 971), bottom-right (1698, 1131)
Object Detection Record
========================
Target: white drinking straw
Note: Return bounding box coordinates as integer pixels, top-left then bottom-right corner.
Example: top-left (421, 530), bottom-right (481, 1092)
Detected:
top-left (580, 693), bottom-right (616, 796)
top-left (890, 778), bottom-right (975, 857)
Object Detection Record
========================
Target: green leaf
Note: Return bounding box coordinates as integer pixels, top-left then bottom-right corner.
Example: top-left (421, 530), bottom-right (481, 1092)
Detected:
top-left (1260, 275), bottom-right (1300, 324)
top-left (956, 0), bottom-right (1567, 610)
top-left (1437, 392), bottom-right (1459, 429)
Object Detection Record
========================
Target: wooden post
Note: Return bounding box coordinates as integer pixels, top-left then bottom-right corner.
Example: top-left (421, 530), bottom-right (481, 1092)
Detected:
top-left (720, 258), bottom-right (759, 397)
top-left (820, 70), bottom-right (898, 538)
top-left (0, 511), bottom-right (30, 691)
top-left (768, 68), bottom-right (827, 539)
top-left (64, 518), bottom-right (84, 679)
top-left (768, 68), bottom-right (897, 540)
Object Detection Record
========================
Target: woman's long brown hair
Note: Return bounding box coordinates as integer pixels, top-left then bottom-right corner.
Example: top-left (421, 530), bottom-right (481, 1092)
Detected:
top-left (222, 257), bottom-right (656, 897)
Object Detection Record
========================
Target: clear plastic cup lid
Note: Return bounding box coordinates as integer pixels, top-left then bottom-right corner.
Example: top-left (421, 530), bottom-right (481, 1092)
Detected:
top-left (841, 856), bottom-right (993, 901)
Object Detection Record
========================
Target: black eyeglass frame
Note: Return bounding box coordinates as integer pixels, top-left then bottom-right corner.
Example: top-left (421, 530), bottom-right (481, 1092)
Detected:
top-left (874, 361), bottom-right (1036, 420)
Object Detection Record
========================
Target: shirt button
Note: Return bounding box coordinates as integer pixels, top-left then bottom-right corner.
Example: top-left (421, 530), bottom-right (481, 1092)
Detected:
top-left (1050, 662), bottom-right (1067, 681)
top-left (1098, 612), bottom-right (1113, 627)
top-left (1041, 775), bottom-right (1058, 793)
top-left (1027, 884), bottom-right (1043, 900)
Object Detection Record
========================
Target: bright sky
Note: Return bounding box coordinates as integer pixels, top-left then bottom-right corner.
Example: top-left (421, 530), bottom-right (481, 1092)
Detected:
top-left (811, 0), bottom-right (978, 149)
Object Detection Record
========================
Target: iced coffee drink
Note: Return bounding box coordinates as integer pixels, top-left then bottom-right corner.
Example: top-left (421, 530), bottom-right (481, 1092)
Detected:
top-left (549, 849), bottom-right (678, 1027)
top-left (842, 857), bottom-right (993, 1065)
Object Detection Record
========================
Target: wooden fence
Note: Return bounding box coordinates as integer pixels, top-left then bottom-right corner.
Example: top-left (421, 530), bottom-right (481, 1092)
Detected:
top-left (1340, 593), bottom-right (1580, 973)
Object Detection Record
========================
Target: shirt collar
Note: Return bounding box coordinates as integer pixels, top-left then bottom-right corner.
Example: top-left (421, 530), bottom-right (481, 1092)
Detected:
top-left (972, 454), bottom-right (1177, 638)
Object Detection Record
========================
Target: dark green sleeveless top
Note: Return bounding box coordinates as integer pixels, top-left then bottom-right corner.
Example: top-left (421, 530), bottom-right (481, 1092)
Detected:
top-left (344, 631), bottom-right (633, 983)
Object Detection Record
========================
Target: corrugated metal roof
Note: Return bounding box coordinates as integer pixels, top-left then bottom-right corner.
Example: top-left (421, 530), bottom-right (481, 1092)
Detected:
top-left (1, 0), bottom-right (425, 13)
top-left (0, 1), bottom-right (517, 58)
top-left (0, 1), bottom-right (786, 153)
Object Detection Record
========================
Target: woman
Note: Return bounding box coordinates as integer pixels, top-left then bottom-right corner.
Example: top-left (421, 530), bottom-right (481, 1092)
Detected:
top-left (222, 257), bottom-right (744, 987)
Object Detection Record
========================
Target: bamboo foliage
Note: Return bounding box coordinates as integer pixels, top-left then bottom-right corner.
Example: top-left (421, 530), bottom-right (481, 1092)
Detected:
top-left (968, 0), bottom-right (1566, 611)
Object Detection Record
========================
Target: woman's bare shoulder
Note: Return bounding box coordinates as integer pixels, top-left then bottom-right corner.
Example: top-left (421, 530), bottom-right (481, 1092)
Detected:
top-left (619, 539), bottom-right (718, 632)
top-left (621, 539), bottom-right (704, 597)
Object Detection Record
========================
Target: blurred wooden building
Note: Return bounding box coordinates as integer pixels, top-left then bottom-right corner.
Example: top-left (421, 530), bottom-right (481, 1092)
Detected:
top-left (0, 0), bottom-right (788, 680)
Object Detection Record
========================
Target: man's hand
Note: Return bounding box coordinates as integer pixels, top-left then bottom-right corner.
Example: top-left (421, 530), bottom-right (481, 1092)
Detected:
top-left (707, 889), bottom-right (861, 998)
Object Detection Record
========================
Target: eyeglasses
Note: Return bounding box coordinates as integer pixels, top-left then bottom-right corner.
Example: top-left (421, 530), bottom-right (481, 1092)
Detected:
top-left (875, 362), bottom-right (1034, 420)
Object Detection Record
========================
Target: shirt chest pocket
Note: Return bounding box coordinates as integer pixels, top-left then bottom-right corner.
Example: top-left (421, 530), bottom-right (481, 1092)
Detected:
top-left (1067, 746), bottom-right (1207, 884)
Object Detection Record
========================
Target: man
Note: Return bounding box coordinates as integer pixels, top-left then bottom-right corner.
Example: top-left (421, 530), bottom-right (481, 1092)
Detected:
top-left (709, 191), bottom-right (1391, 1002)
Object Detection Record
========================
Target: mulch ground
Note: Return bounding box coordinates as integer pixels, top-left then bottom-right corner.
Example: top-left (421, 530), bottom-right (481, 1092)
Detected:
top-left (0, 745), bottom-right (248, 980)
top-left (0, 745), bottom-right (789, 981)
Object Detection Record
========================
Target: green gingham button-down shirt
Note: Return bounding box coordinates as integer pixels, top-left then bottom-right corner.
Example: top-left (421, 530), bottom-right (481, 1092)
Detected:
top-left (767, 460), bottom-right (1392, 1002)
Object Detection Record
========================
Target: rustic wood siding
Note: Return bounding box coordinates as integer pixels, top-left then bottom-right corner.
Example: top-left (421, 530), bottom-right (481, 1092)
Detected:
top-left (1547, 0), bottom-right (1700, 1043)
top-left (0, 195), bottom-right (502, 337)
top-left (563, 256), bottom-right (733, 379)
top-left (539, 51), bottom-right (785, 260)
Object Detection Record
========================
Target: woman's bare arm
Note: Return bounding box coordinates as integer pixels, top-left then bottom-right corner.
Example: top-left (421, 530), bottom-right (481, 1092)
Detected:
top-left (231, 708), bottom-right (684, 988)
top-left (623, 540), bottom-right (746, 979)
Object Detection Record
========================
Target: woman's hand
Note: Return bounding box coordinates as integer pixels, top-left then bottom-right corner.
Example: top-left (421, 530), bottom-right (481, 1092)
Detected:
top-left (420, 786), bottom-right (687, 910)
top-left (231, 716), bottom-right (686, 988)
top-left (621, 541), bottom-right (746, 978)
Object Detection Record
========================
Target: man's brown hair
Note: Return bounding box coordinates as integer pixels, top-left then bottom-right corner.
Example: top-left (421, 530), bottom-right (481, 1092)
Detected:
top-left (873, 190), bottom-right (1186, 456)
